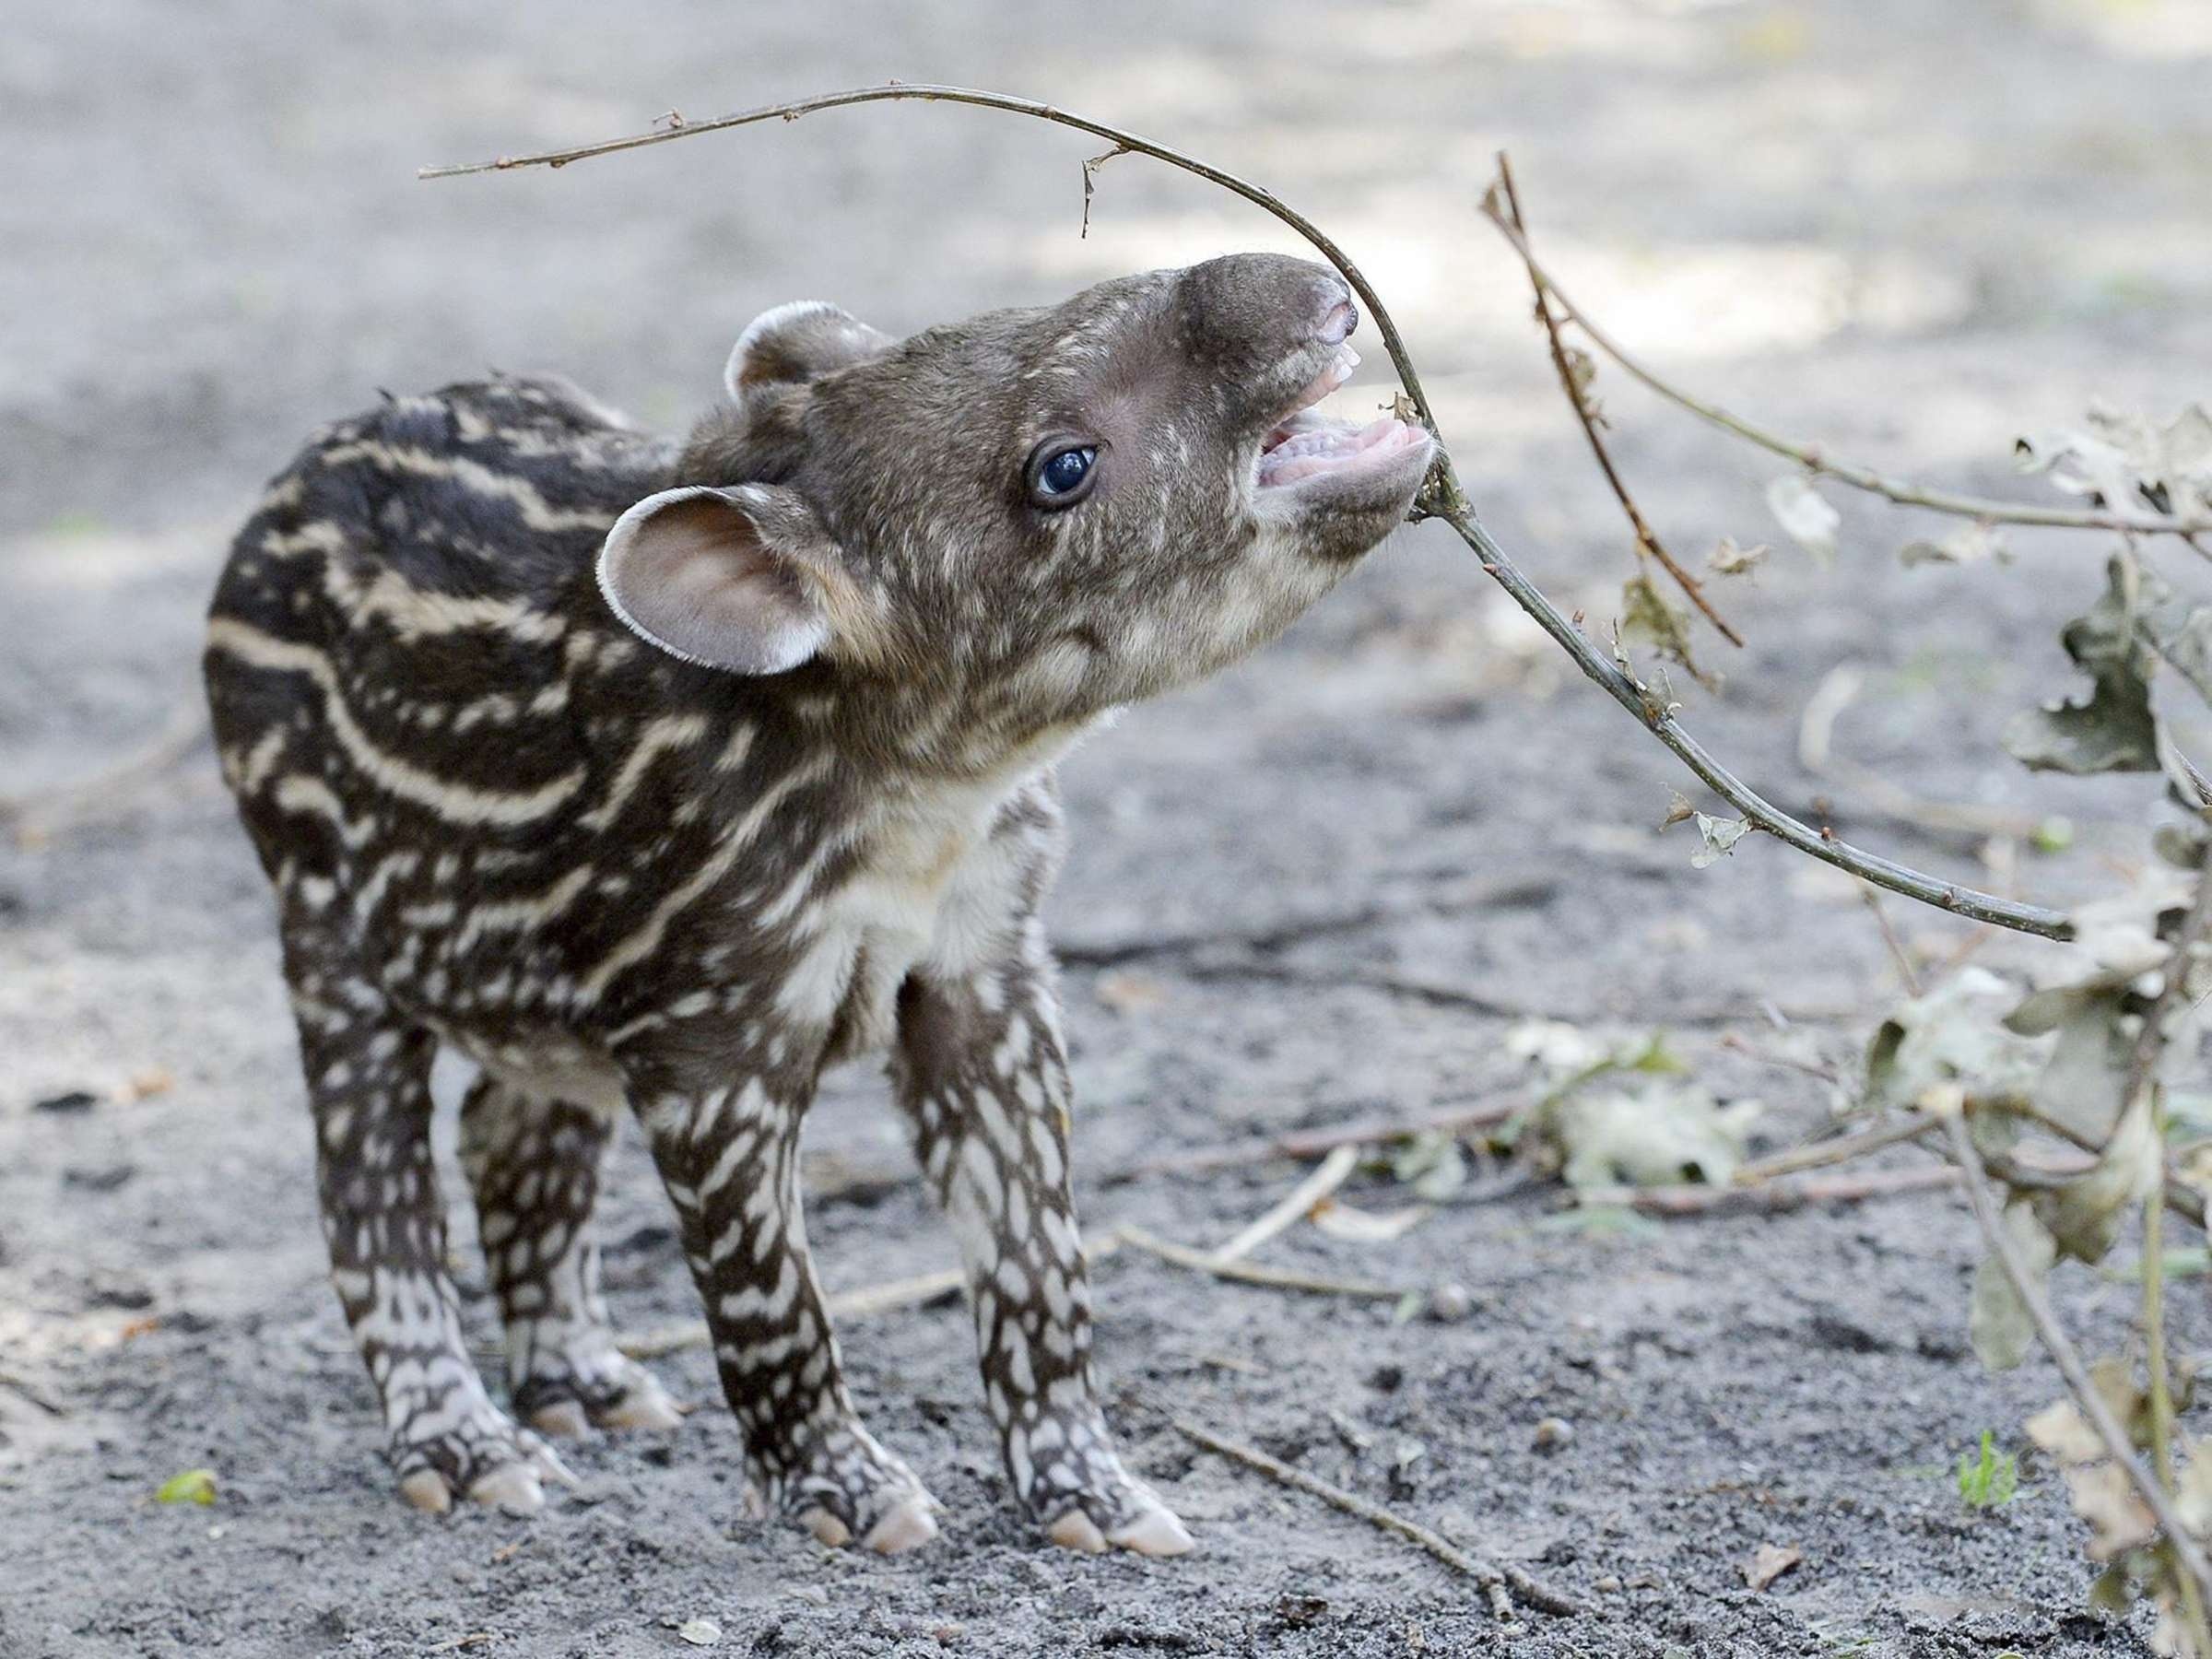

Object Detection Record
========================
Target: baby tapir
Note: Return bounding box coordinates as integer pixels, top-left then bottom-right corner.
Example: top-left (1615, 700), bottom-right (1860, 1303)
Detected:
top-left (203, 253), bottom-right (1435, 1556)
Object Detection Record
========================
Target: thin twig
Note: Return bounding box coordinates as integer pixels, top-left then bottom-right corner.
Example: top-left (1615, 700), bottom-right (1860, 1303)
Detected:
top-left (423, 81), bottom-right (2074, 943)
top-left (421, 84), bottom-right (1436, 430)
top-left (2145, 1167), bottom-right (2206, 1642)
top-left (1106, 1098), bottom-right (1520, 1184)
top-left (1213, 1145), bottom-right (1360, 1262)
top-left (1576, 1162), bottom-right (1958, 1218)
top-left (1055, 874), bottom-right (1559, 969)
top-left (1733, 1113), bottom-right (1938, 1182)
top-left (1474, 206), bottom-right (2212, 539)
top-left (1170, 1413), bottom-right (1583, 1618)
top-left (1940, 1106), bottom-right (2212, 1608)
top-left (1177, 960), bottom-right (1551, 1019)
top-left (1080, 142), bottom-right (1131, 239)
top-left (0, 706), bottom-right (209, 843)
top-left (1114, 1225), bottom-right (1406, 1300)
top-left (1440, 490), bottom-right (2069, 936)
top-left (814, 1097), bottom-right (1524, 1205)
top-left (0, 1371), bottom-right (67, 1418)
top-left (1856, 882), bottom-right (1924, 998)
top-left (2129, 845), bottom-right (2212, 1650)
top-left (1715, 1031), bottom-right (1843, 1084)
top-left (1971, 1089), bottom-right (2207, 1231)
top-left (1494, 154), bottom-right (1740, 651)
top-left (1184, 957), bottom-right (1869, 1026)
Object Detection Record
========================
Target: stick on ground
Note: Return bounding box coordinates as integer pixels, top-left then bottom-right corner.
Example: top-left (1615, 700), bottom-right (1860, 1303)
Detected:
top-left (1116, 1225), bottom-right (1406, 1300)
top-left (1212, 1144), bottom-right (1359, 1262)
top-left (0, 706), bottom-right (208, 844)
top-left (1170, 1413), bottom-right (1583, 1618)
top-left (1578, 1162), bottom-right (1959, 1218)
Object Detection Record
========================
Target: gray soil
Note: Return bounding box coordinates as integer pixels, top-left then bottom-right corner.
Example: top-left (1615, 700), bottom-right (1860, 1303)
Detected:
top-left (6, 2), bottom-right (2212, 1653)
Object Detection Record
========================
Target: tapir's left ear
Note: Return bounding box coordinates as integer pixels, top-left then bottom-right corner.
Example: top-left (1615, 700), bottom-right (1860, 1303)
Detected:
top-left (596, 484), bottom-right (839, 675)
top-left (724, 300), bottom-right (893, 405)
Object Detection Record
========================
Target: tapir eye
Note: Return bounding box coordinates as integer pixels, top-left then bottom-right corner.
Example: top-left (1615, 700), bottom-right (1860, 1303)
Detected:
top-left (1024, 439), bottom-right (1100, 510)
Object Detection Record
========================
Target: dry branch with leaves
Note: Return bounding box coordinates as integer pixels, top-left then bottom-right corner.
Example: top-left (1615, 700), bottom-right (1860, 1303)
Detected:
top-left (417, 83), bottom-right (2212, 1642)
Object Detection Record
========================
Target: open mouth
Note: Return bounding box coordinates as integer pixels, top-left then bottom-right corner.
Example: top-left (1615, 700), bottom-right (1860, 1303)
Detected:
top-left (1255, 342), bottom-right (1429, 490)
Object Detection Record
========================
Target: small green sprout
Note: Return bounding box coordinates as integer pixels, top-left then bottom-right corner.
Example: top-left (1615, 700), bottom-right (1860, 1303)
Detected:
top-left (1956, 1430), bottom-right (2019, 1510)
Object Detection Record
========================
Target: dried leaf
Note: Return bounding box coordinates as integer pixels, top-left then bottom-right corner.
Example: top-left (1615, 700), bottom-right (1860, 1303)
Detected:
top-left (1707, 536), bottom-right (1770, 577)
top-left (2026, 1406), bottom-right (2097, 1468)
top-left (2005, 554), bottom-right (2160, 776)
top-left (1619, 573), bottom-right (1706, 686)
top-left (1688, 812), bottom-right (1752, 869)
top-left (1765, 475), bottom-right (1840, 564)
top-left (1554, 1084), bottom-right (1759, 1191)
top-left (2006, 985), bottom-right (2136, 1146)
top-left (1503, 1018), bottom-right (1611, 1075)
top-left (2088, 1355), bottom-right (2147, 1437)
top-left (1508, 1022), bottom-right (1694, 1182)
top-left (2026, 1397), bottom-right (2107, 1467)
top-left (1388, 1132), bottom-right (1467, 1202)
top-left (2139, 571), bottom-right (2212, 705)
top-left (1968, 1198), bottom-right (2054, 1371)
top-left (2155, 822), bottom-right (2211, 871)
top-left (1900, 523), bottom-right (2008, 567)
top-left (2066, 1461), bottom-right (2159, 1560)
top-left (2017, 402), bottom-right (2212, 524)
top-left (2177, 1436), bottom-right (2212, 1537)
top-left (2153, 1595), bottom-right (2212, 1659)
top-left (1744, 1543), bottom-right (1803, 1592)
top-left (2050, 865), bottom-right (2197, 985)
top-left (1561, 344), bottom-right (1598, 403)
top-left (1865, 967), bottom-right (2049, 1113)
top-left (677, 1618), bottom-right (724, 1647)
top-left (2035, 1094), bottom-right (2161, 1265)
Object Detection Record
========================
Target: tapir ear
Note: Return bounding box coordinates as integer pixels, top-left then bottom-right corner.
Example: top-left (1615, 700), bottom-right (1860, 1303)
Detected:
top-left (596, 485), bottom-right (834, 675)
top-left (724, 300), bottom-right (893, 404)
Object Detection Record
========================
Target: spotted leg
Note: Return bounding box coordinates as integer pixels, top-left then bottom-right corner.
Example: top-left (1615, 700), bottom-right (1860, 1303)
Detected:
top-left (457, 1077), bottom-right (683, 1440)
top-left (283, 948), bottom-right (573, 1515)
top-left (630, 1071), bottom-right (938, 1552)
top-left (889, 794), bottom-right (1194, 1556)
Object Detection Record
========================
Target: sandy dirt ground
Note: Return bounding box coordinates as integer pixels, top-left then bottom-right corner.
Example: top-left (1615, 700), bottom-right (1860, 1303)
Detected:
top-left (6, 2), bottom-right (2212, 1653)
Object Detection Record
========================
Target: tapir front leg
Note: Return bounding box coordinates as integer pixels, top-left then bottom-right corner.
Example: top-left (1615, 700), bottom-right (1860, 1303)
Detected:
top-left (628, 1066), bottom-right (939, 1553)
top-left (889, 793), bottom-right (1193, 1556)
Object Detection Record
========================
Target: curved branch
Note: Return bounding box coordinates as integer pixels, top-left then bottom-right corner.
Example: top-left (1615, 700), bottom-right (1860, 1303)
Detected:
top-left (1476, 206), bottom-right (2212, 540)
top-left (421, 82), bottom-right (2072, 942)
top-left (419, 83), bottom-right (1436, 432)
top-left (1494, 153), bottom-right (1742, 650)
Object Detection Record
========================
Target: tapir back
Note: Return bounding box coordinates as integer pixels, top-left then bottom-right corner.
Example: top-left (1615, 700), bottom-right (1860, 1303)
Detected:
top-left (202, 375), bottom-right (804, 1041)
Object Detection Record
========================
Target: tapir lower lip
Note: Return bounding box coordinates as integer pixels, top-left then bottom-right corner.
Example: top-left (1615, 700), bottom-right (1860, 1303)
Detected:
top-left (1255, 412), bottom-right (1431, 491)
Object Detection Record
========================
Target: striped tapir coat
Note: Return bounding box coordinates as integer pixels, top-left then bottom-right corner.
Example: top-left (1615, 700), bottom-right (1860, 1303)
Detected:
top-left (203, 253), bottom-right (1434, 1555)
